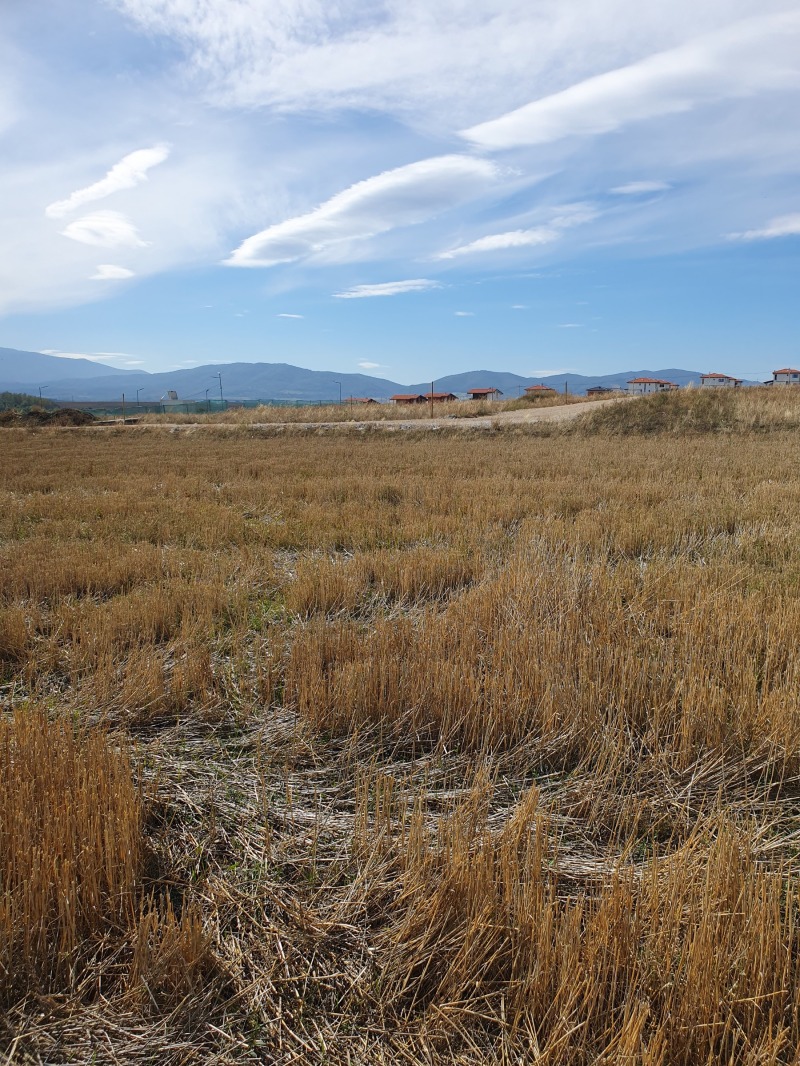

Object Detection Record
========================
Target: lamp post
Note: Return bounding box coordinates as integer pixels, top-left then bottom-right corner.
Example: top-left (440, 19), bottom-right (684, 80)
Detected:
top-left (216, 373), bottom-right (224, 408)
top-left (333, 380), bottom-right (342, 405)
top-left (136, 387), bottom-right (143, 409)
top-left (38, 385), bottom-right (48, 401)
top-left (205, 388), bottom-right (210, 412)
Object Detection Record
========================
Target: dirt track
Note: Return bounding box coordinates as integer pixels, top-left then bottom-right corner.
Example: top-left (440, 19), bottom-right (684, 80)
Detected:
top-left (90, 396), bottom-right (630, 432)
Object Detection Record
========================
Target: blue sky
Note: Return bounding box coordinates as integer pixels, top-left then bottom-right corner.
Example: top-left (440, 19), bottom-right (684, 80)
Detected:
top-left (1, 0), bottom-right (799, 383)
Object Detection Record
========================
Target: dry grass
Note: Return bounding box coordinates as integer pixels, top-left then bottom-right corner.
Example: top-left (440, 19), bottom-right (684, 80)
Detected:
top-left (4, 390), bottom-right (800, 1061)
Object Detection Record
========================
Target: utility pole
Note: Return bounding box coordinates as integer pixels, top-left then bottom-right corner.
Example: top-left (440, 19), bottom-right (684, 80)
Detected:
top-left (334, 380), bottom-right (342, 405)
top-left (430, 381), bottom-right (434, 419)
top-left (205, 388), bottom-right (210, 412)
top-left (121, 393), bottom-right (125, 423)
top-left (216, 373), bottom-right (224, 408)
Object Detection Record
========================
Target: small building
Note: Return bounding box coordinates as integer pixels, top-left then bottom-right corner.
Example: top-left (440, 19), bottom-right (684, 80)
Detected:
top-left (627, 377), bottom-right (679, 395)
top-left (586, 386), bottom-right (618, 397)
top-left (467, 387), bottom-right (503, 400)
top-left (700, 373), bottom-right (742, 388)
top-left (390, 394), bottom-right (427, 404)
top-left (344, 396), bottom-right (379, 404)
top-left (423, 392), bottom-right (458, 403)
top-left (772, 368), bottom-right (800, 385)
top-left (524, 384), bottom-right (558, 397)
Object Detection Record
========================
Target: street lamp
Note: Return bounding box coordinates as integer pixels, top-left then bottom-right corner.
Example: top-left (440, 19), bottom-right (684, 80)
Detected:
top-left (136, 387), bottom-right (143, 409)
top-left (333, 380), bottom-right (342, 405)
top-left (205, 388), bottom-right (210, 412)
top-left (38, 385), bottom-right (48, 401)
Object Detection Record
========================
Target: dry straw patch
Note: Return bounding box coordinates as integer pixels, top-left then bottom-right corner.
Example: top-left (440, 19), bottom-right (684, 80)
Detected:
top-left (3, 393), bottom-right (800, 1061)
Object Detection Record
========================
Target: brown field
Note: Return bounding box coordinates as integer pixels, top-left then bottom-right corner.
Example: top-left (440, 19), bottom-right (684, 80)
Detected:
top-left (3, 387), bottom-right (800, 1063)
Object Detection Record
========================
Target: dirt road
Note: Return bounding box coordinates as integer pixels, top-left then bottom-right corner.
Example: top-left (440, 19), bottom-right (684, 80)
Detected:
top-left (94, 396), bottom-right (629, 433)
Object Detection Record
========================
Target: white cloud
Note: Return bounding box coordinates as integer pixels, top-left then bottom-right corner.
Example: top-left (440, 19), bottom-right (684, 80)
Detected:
top-left (454, 310), bottom-right (474, 316)
top-left (45, 145), bottom-right (170, 219)
top-left (358, 361), bottom-right (384, 368)
top-left (558, 323), bottom-right (582, 328)
top-left (91, 264), bottom-right (136, 280)
top-left (462, 12), bottom-right (800, 149)
top-left (61, 210), bottom-right (148, 248)
top-left (438, 227), bottom-right (559, 259)
top-left (226, 155), bottom-right (501, 267)
top-left (334, 279), bottom-right (441, 299)
top-left (728, 212), bottom-right (800, 240)
top-left (512, 304), bottom-right (527, 309)
top-left (436, 204), bottom-right (597, 259)
top-left (611, 180), bottom-right (672, 195)
top-left (277, 312), bottom-right (304, 318)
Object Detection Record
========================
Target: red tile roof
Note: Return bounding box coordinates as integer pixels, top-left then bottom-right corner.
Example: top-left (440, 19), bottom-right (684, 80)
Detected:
top-left (468, 387), bottom-right (502, 395)
top-left (390, 393), bottom-right (426, 401)
top-left (525, 384), bottom-right (557, 392)
top-left (701, 373), bottom-right (742, 382)
top-left (627, 377), bottom-right (677, 385)
top-left (773, 369), bottom-right (800, 375)
top-left (423, 392), bottom-right (457, 400)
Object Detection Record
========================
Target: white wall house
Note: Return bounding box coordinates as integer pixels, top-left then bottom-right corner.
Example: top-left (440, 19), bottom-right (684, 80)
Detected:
top-left (700, 373), bottom-right (742, 388)
top-left (627, 377), bottom-right (679, 395)
top-left (773, 368), bottom-right (800, 384)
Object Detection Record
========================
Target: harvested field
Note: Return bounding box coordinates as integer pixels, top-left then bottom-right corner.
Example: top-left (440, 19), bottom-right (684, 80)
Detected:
top-left (3, 393), bottom-right (800, 1063)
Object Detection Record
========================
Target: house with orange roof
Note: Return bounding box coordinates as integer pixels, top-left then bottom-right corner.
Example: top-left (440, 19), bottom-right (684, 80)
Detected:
top-left (524, 384), bottom-right (558, 397)
top-left (773, 368), bottom-right (800, 384)
top-left (700, 373), bottom-right (742, 388)
top-left (627, 377), bottom-right (679, 395)
top-left (467, 387), bottom-right (503, 400)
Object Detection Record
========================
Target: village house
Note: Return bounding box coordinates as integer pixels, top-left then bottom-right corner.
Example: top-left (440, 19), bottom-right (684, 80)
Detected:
top-left (627, 377), bottom-right (679, 395)
top-left (772, 368), bottom-right (800, 385)
top-left (524, 384), bottom-right (558, 397)
top-left (467, 387), bottom-right (503, 400)
top-left (390, 394), bottom-right (427, 404)
top-left (344, 396), bottom-right (379, 404)
top-left (423, 392), bottom-right (458, 403)
top-left (700, 373), bottom-right (742, 388)
top-left (586, 386), bottom-right (621, 397)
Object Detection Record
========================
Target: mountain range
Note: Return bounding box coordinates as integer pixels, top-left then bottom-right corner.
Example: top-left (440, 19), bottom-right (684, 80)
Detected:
top-left (0, 347), bottom-right (738, 402)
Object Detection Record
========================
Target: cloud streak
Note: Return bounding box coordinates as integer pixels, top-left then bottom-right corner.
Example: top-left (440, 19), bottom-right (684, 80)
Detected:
top-left (226, 155), bottom-right (501, 267)
top-left (334, 279), bottom-right (441, 299)
top-left (728, 213), bottom-right (800, 240)
top-left (436, 204), bottom-right (597, 259)
top-left (462, 12), bottom-right (800, 149)
top-left (91, 264), bottom-right (136, 280)
top-left (45, 145), bottom-right (170, 219)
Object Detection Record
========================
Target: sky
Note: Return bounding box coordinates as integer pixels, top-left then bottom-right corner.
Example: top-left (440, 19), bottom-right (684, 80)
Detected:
top-left (1, 0), bottom-right (799, 383)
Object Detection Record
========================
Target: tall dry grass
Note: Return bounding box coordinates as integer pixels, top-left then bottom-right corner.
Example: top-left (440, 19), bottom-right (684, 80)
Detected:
top-left (3, 400), bottom-right (800, 1060)
top-left (0, 708), bottom-right (141, 999)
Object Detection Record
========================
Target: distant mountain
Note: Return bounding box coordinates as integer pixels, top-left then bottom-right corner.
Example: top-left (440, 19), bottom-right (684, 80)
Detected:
top-left (0, 347), bottom-right (757, 401)
top-left (0, 347), bottom-right (128, 384)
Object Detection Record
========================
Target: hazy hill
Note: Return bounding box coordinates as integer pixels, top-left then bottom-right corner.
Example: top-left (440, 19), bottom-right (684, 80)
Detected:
top-left (0, 348), bottom-right (128, 384)
top-left (1, 347), bottom-right (751, 401)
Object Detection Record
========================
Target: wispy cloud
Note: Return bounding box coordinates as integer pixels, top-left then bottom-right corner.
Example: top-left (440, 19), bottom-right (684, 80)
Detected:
top-left (226, 155), bottom-right (501, 267)
top-left (512, 304), bottom-right (527, 309)
top-left (454, 310), bottom-right (474, 316)
top-left (558, 322), bottom-right (582, 328)
top-left (91, 264), bottom-right (136, 280)
top-left (45, 145), bottom-right (170, 219)
top-left (334, 279), bottom-right (441, 299)
top-left (728, 213), bottom-right (800, 240)
top-left (277, 312), bottom-right (304, 318)
top-left (61, 210), bottom-right (148, 248)
top-left (462, 13), bottom-right (800, 150)
top-left (611, 181), bottom-right (671, 195)
top-left (358, 360), bottom-right (385, 369)
top-left (436, 204), bottom-right (596, 259)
